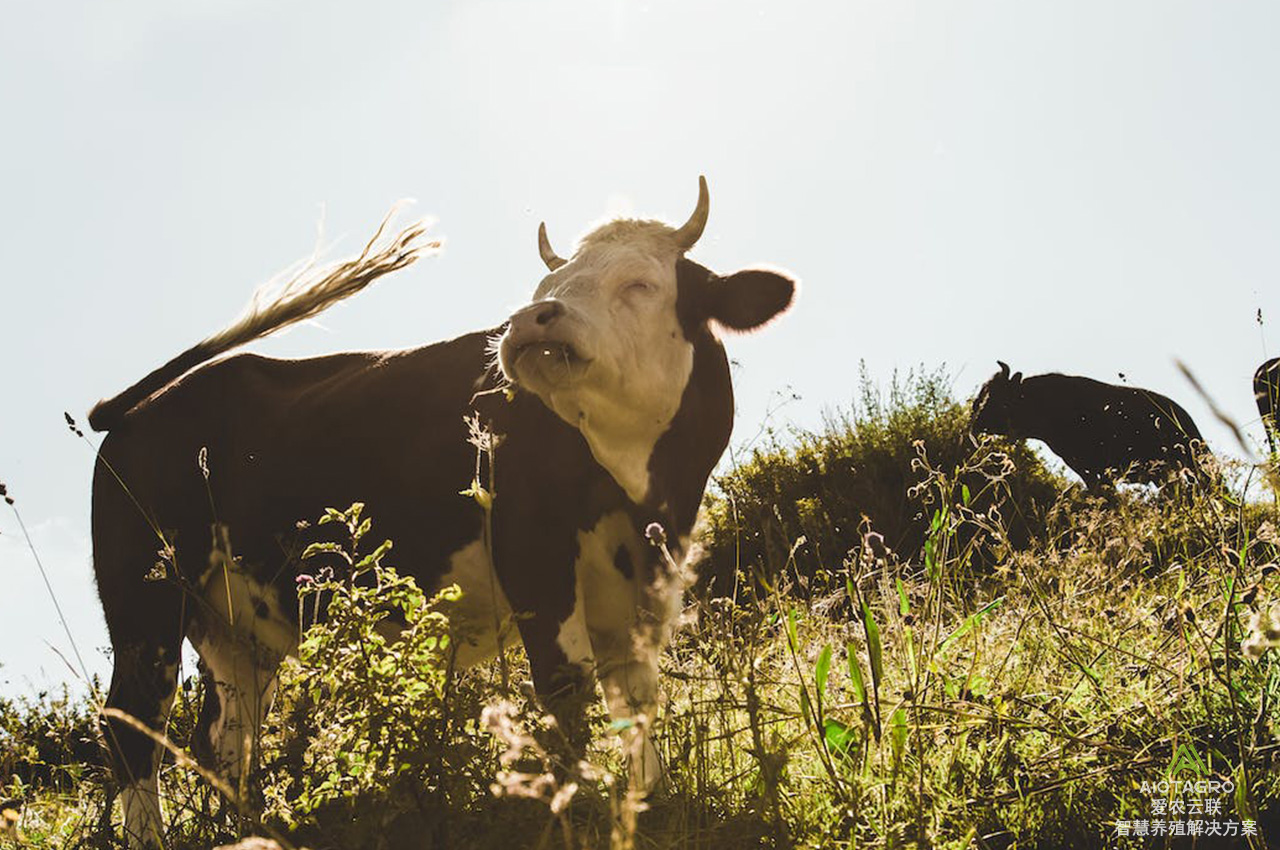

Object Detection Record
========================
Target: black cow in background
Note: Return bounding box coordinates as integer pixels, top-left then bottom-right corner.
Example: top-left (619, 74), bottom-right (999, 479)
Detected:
top-left (970, 362), bottom-right (1208, 490)
top-left (1257, 357), bottom-right (1280, 455)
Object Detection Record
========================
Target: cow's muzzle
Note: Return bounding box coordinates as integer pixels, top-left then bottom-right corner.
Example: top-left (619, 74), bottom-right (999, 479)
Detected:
top-left (499, 299), bottom-right (592, 383)
top-left (506, 299), bottom-right (566, 346)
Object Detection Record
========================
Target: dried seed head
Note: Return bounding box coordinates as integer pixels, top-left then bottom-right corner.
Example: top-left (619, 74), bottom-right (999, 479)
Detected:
top-left (864, 531), bottom-right (888, 560)
top-left (645, 522), bottom-right (667, 546)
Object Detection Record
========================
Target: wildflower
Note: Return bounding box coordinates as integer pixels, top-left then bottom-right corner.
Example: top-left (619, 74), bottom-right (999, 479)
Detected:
top-left (645, 522), bottom-right (666, 546)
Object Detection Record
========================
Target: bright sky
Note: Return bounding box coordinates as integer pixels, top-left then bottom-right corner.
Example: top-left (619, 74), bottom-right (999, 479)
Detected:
top-left (3, 1), bottom-right (1278, 695)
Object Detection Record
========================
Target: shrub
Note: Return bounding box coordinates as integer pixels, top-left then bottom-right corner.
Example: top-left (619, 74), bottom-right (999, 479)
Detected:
top-left (701, 363), bottom-right (1065, 592)
top-left (0, 683), bottom-right (105, 794)
top-left (258, 503), bottom-right (498, 849)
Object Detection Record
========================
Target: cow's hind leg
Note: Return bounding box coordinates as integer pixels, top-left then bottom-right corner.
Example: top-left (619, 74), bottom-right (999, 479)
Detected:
top-left (99, 588), bottom-right (184, 849)
top-left (191, 629), bottom-right (283, 802)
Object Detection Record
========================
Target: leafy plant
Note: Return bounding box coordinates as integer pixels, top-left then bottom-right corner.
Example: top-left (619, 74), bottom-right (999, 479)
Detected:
top-left (260, 503), bottom-right (489, 847)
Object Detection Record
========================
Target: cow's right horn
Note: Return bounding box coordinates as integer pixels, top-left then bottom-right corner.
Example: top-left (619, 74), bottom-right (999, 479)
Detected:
top-left (538, 222), bottom-right (566, 271)
top-left (672, 176), bottom-right (710, 251)
top-left (997, 361), bottom-right (1011, 380)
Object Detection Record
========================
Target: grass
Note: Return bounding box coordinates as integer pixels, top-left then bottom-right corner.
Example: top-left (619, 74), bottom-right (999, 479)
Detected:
top-left (3, 368), bottom-right (1279, 849)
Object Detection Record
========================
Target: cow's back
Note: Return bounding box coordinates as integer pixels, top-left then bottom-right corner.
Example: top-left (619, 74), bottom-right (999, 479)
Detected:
top-left (1023, 374), bottom-right (1202, 481)
top-left (92, 331), bottom-right (499, 596)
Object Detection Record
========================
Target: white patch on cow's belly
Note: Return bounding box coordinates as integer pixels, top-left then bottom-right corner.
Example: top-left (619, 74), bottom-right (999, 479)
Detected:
top-left (574, 511), bottom-right (643, 637)
top-left (556, 509), bottom-right (664, 669)
top-left (192, 560), bottom-right (297, 663)
top-left (435, 538), bottom-right (518, 668)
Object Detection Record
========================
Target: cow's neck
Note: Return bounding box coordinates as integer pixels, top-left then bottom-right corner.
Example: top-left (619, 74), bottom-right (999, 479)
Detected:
top-left (574, 354), bottom-right (697, 506)
top-left (573, 332), bottom-right (732, 537)
top-left (578, 418), bottom-right (664, 505)
top-left (1013, 378), bottom-right (1056, 439)
top-left (644, 332), bottom-right (734, 538)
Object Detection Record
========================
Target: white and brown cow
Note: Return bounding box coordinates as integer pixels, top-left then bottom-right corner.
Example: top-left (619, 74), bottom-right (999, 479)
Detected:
top-left (1257, 356), bottom-right (1280, 455)
top-left (88, 179), bottom-right (796, 846)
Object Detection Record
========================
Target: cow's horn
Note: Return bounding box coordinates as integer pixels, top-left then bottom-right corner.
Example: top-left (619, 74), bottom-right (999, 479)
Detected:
top-left (997, 360), bottom-right (1011, 380)
top-left (672, 175), bottom-right (710, 251)
top-left (538, 222), bottom-right (566, 271)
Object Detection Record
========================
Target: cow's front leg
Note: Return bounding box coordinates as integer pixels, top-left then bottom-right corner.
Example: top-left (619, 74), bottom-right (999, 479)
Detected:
top-left (589, 573), bottom-right (685, 793)
top-left (515, 604), bottom-right (595, 756)
top-left (593, 640), bottom-right (663, 791)
top-left (578, 513), bottom-right (684, 792)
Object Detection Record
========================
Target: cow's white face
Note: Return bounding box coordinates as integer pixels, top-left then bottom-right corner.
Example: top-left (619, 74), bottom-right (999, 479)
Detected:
top-left (497, 178), bottom-right (796, 503)
top-left (498, 227), bottom-right (692, 502)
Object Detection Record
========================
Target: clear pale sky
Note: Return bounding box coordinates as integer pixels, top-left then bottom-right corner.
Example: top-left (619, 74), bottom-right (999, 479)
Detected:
top-left (2, 1), bottom-right (1278, 694)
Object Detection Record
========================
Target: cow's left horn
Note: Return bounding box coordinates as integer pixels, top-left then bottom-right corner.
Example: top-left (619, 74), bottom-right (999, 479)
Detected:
top-left (672, 175), bottom-right (710, 251)
top-left (538, 222), bottom-right (566, 271)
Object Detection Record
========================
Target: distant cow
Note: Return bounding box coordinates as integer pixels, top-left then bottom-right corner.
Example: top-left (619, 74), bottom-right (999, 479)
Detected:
top-left (969, 362), bottom-right (1207, 489)
top-left (1257, 357), bottom-right (1280, 454)
top-left (89, 179), bottom-right (796, 847)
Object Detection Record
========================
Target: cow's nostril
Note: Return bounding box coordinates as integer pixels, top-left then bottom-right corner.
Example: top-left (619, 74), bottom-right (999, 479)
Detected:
top-left (535, 301), bottom-right (564, 326)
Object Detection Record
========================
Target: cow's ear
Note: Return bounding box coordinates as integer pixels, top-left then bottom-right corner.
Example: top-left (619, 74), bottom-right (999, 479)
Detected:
top-left (676, 259), bottom-right (795, 332)
top-left (708, 268), bottom-right (797, 332)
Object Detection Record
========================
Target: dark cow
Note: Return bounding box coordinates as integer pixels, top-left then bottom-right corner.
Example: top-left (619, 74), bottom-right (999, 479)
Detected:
top-left (89, 179), bottom-right (796, 846)
top-left (970, 362), bottom-right (1207, 489)
top-left (1256, 357), bottom-right (1279, 455)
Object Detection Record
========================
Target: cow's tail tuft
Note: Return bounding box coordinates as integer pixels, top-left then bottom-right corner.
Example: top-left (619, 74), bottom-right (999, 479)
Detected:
top-left (87, 204), bottom-right (441, 432)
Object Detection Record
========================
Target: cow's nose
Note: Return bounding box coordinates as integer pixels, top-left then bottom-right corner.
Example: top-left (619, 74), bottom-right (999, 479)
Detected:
top-left (533, 300), bottom-right (564, 325)
top-left (508, 299), bottom-right (566, 343)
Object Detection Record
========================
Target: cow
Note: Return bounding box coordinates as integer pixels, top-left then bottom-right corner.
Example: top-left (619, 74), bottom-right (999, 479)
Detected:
top-left (88, 178), bottom-right (797, 847)
top-left (969, 362), bottom-right (1207, 490)
top-left (1257, 357), bottom-right (1280, 455)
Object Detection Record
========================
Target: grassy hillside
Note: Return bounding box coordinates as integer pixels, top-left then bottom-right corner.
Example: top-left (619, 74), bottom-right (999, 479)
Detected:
top-left (3, 370), bottom-right (1278, 849)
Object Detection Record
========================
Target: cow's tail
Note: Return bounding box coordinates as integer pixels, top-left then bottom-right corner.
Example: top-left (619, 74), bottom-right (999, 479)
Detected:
top-left (88, 205), bottom-right (440, 432)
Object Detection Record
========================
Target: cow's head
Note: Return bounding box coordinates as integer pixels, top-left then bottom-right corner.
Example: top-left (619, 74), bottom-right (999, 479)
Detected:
top-left (970, 361), bottom-right (1025, 438)
top-left (497, 177), bottom-right (795, 502)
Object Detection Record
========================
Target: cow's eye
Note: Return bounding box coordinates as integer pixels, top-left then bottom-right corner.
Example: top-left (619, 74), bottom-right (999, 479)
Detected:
top-left (622, 280), bottom-right (655, 298)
